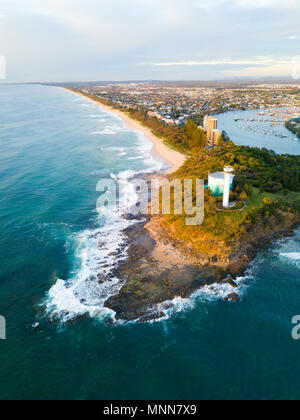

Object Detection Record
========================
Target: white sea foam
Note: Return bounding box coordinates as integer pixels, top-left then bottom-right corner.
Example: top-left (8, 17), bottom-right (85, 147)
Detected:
top-left (134, 131), bottom-right (165, 173)
top-left (279, 252), bottom-right (300, 268)
top-left (46, 226), bottom-right (125, 322)
top-left (141, 272), bottom-right (253, 324)
top-left (103, 127), bottom-right (118, 135)
top-left (99, 123), bottom-right (130, 133)
top-left (127, 156), bottom-right (144, 160)
top-left (275, 230), bottom-right (300, 266)
top-left (280, 253), bottom-right (300, 260)
top-left (46, 195), bottom-right (253, 324)
top-left (89, 114), bottom-right (105, 119)
top-left (91, 127), bottom-right (117, 135)
top-left (88, 99), bottom-right (166, 171)
top-left (105, 147), bottom-right (125, 153)
top-left (45, 171), bottom-right (141, 322)
top-left (45, 97), bottom-right (170, 323)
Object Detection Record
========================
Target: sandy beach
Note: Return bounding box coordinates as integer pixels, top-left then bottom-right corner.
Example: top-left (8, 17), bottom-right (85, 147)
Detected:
top-left (63, 88), bottom-right (186, 174)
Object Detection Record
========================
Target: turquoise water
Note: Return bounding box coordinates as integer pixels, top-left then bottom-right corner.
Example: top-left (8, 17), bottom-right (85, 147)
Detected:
top-left (0, 85), bottom-right (300, 400)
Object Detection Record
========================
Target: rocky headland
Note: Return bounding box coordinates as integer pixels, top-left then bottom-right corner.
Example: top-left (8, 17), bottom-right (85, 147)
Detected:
top-left (104, 180), bottom-right (300, 322)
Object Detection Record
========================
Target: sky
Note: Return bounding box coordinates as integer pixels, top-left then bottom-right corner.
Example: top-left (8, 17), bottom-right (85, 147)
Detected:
top-left (0, 0), bottom-right (299, 82)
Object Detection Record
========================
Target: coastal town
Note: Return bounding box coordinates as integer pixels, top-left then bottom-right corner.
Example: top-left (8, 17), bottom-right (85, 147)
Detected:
top-left (77, 82), bottom-right (300, 128)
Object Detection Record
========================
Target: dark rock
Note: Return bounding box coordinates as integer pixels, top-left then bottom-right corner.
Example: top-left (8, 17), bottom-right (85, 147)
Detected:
top-left (66, 314), bottom-right (89, 324)
top-left (111, 268), bottom-right (120, 277)
top-left (102, 201), bottom-right (300, 321)
top-left (228, 278), bottom-right (238, 288)
top-left (225, 293), bottom-right (239, 302)
top-left (122, 213), bottom-right (145, 221)
top-left (138, 312), bottom-right (166, 323)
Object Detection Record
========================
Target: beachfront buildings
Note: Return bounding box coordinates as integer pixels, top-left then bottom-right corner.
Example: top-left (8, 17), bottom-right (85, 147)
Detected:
top-left (211, 129), bottom-right (223, 146)
top-left (204, 116), bottom-right (223, 146)
top-left (70, 82), bottom-right (300, 131)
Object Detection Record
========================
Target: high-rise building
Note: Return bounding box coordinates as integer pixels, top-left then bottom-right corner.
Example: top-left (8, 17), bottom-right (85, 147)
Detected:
top-left (203, 115), bottom-right (208, 132)
top-left (212, 129), bottom-right (223, 146)
top-left (207, 117), bottom-right (217, 143)
top-left (203, 116), bottom-right (219, 145)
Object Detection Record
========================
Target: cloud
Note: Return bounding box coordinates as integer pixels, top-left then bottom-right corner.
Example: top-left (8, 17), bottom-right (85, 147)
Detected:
top-left (232, 0), bottom-right (277, 7)
top-left (150, 56), bottom-right (299, 79)
top-left (224, 63), bottom-right (294, 77)
top-left (150, 57), bottom-right (292, 67)
top-left (0, 0), bottom-right (299, 81)
top-left (225, 0), bottom-right (297, 8)
top-left (224, 56), bottom-right (300, 77)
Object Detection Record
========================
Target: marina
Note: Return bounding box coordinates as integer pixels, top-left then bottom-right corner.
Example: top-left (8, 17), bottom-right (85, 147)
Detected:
top-left (216, 108), bottom-right (300, 155)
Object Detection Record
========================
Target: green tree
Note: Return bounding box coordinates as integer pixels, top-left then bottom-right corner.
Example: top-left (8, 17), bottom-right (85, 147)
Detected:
top-left (184, 120), bottom-right (206, 150)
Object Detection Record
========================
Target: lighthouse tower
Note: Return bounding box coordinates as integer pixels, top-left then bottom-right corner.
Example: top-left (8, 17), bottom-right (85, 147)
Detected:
top-left (223, 166), bottom-right (234, 208)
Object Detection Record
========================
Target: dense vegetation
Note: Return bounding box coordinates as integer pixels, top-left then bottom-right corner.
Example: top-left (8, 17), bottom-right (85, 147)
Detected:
top-left (126, 110), bottom-right (209, 153)
top-left (286, 119), bottom-right (300, 138)
top-left (177, 142), bottom-right (300, 192)
top-left (161, 142), bottom-right (300, 261)
top-left (161, 142), bottom-right (300, 259)
top-left (156, 129), bottom-right (300, 260)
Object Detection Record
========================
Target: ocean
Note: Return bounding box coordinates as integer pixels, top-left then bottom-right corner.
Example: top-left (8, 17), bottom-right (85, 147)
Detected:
top-left (0, 85), bottom-right (300, 400)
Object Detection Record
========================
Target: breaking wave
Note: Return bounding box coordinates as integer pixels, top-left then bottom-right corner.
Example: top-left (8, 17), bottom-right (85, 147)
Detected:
top-left (90, 127), bottom-right (117, 135)
top-left (280, 253), bottom-right (300, 260)
top-left (139, 271), bottom-right (254, 323)
top-left (276, 228), bottom-right (300, 267)
top-left (44, 97), bottom-right (170, 324)
top-left (45, 171), bottom-right (140, 322)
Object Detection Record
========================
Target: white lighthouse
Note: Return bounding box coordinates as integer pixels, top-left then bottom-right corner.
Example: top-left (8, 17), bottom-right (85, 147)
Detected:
top-left (223, 166), bottom-right (234, 208)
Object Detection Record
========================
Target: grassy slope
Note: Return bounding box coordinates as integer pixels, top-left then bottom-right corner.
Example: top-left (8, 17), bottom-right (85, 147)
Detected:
top-left (153, 143), bottom-right (300, 263)
top-left (247, 188), bottom-right (300, 209)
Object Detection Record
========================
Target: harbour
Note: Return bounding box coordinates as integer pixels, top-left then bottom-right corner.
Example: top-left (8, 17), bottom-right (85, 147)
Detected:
top-left (216, 108), bottom-right (300, 155)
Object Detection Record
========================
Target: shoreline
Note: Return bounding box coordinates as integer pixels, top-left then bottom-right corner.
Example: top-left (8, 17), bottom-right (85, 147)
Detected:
top-left (62, 87), bottom-right (186, 175)
top-left (57, 87), bottom-right (300, 321)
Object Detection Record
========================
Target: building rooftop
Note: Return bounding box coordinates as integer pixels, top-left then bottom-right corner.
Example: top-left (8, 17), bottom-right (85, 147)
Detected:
top-left (209, 172), bottom-right (226, 180)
